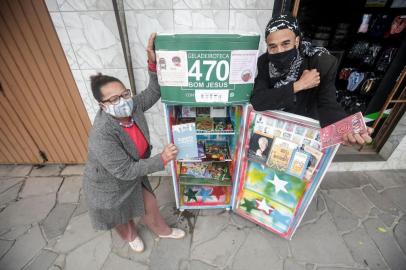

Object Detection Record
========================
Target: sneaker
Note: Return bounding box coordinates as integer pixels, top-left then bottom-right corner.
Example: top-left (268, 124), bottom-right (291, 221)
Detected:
top-left (129, 236), bottom-right (144, 252)
top-left (158, 228), bottom-right (186, 239)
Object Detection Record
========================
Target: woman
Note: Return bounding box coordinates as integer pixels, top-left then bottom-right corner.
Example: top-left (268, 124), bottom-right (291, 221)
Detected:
top-left (83, 33), bottom-right (185, 253)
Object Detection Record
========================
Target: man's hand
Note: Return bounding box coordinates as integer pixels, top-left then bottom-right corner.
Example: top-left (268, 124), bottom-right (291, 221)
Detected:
top-left (146, 32), bottom-right (157, 63)
top-left (342, 127), bottom-right (374, 146)
top-left (293, 69), bottom-right (320, 93)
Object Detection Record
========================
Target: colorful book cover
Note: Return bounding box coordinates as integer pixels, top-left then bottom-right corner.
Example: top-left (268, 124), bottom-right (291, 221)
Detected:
top-left (213, 118), bottom-right (234, 132)
top-left (196, 117), bottom-right (215, 131)
top-left (303, 145), bottom-right (324, 181)
top-left (172, 123), bottom-right (198, 160)
top-left (320, 112), bottom-right (367, 149)
top-left (266, 137), bottom-right (298, 171)
top-left (203, 140), bottom-right (231, 161)
top-left (247, 132), bottom-right (274, 165)
top-left (181, 106), bottom-right (196, 117)
top-left (287, 150), bottom-right (311, 179)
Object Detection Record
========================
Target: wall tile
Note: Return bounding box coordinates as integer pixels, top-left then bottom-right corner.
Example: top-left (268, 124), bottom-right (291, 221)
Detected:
top-left (57, 0), bottom-right (113, 11)
top-left (230, 0), bottom-right (275, 9)
top-left (124, 0), bottom-right (173, 10)
top-left (173, 0), bottom-right (229, 9)
top-left (174, 10), bottom-right (229, 33)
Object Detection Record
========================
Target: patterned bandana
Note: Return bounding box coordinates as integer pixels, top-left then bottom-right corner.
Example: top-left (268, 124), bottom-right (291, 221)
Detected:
top-left (265, 14), bottom-right (330, 88)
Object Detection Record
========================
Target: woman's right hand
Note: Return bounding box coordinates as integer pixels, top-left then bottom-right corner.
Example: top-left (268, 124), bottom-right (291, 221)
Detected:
top-left (161, 143), bottom-right (178, 163)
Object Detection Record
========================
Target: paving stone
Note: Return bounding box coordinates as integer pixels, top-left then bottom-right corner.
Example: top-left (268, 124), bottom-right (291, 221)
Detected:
top-left (60, 165), bottom-right (84, 176)
top-left (30, 165), bottom-right (64, 177)
top-left (257, 227), bottom-right (291, 258)
top-left (362, 186), bottom-right (399, 216)
top-left (0, 165), bottom-right (32, 177)
top-left (230, 212), bottom-right (257, 229)
top-left (0, 181), bottom-right (23, 207)
top-left (72, 192), bottom-right (88, 217)
top-left (58, 176), bottom-right (82, 203)
top-left (149, 233), bottom-right (191, 270)
top-left (284, 258), bottom-right (307, 270)
top-left (378, 212), bottom-right (397, 227)
top-left (65, 232), bottom-right (111, 270)
top-left (290, 214), bottom-right (354, 265)
top-left (316, 267), bottom-right (365, 270)
top-left (0, 194), bottom-right (55, 232)
top-left (321, 172), bottom-right (367, 190)
top-left (381, 186), bottom-right (406, 213)
top-left (323, 193), bottom-right (359, 232)
top-left (232, 230), bottom-right (283, 270)
top-left (160, 203), bottom-right (197, 234)
top-left (20, 177), bottom-right (63, 198)
top-left (0, 239), bottom-right (13, 259)
top-left (363, 170), bottom-right (406, 191)
top-left (394, 216), bottom-right (406, 256)
top-left (363, 218), bottom-right (406, 270)
top-left (325, 188), bottom-right (373, 219)
top-left (0, 178), bottom-right (24, 194)
top-left (301, 193), bottom-right (326, 224)
top-left (199, 209), bottom-right (228, 216)
top-left (191, 225), bottom-right (246, 268)
top-left (101, 253), bottom-right (148, 270)
top-left (342, 227), bottom-right (388, 269)
top-left (193, 214), bottom-right (230, 245)
top-left (0, 225), bottom-right (32, 241)
top-left (53, 213), bottom-right (104, 253)
top-left (24, 250), bottom-right (58, 270)
top-left (189, 260), bottom-right (219, 270)
top-left (0, 225), bottom-right (46, 270)
top-left (48, 254), bottom-right (65, 270)
top-left (41, 203), bottom-right (77, 240)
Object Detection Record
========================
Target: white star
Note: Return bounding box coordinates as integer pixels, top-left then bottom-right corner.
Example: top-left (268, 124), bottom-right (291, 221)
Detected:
top-left (268, 174), bottom-right (288, 194)
top-left (256, 198), bottom-right (273, 215)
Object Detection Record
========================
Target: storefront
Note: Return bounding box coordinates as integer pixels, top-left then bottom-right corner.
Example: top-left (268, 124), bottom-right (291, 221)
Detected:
top-left (276, 0), bottom-right (406, 164)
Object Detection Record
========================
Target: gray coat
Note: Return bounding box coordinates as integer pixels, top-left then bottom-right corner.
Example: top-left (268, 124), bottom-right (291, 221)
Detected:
top-left (83, 71), bottom-right (165, 230)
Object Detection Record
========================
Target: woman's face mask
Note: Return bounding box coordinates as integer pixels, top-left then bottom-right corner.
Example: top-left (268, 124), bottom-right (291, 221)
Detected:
top-left (103, 97), bottom-right (133, 118)
top-left (267, 47), bottom-right (298, 72)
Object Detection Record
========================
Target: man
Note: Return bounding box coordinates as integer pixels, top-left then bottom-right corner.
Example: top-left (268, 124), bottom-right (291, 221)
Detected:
top-left (251, 14), bottom-right (372, 146)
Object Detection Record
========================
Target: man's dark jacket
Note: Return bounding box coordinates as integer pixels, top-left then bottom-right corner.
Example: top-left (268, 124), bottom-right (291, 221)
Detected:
top-left (251, 52), bottom-right (347, 128)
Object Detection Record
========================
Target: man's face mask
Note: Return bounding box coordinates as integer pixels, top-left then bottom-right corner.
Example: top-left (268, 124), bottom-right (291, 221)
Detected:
top-left (103, 97), bottom-right (134, 118)
top-left (268, 47), bottom-right (298, 72)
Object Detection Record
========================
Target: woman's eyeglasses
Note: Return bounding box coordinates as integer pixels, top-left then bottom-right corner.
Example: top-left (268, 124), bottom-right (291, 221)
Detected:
top-left (101, 89), bottom-right (132, 105)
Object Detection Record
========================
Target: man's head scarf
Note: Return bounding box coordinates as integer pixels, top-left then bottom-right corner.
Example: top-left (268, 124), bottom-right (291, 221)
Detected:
top-left (265, 14), bottom-right (330, 88)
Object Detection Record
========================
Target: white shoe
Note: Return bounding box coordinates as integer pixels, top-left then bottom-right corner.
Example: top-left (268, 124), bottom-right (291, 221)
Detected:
top-left (129, 236), bottom-right (144, 252)
top-left (158, 228), bottom-right (186, 239)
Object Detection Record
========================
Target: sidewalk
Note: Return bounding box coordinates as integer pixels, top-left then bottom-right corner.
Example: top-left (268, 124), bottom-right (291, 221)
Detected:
top-left (0, 165), bottom-right (405, 270)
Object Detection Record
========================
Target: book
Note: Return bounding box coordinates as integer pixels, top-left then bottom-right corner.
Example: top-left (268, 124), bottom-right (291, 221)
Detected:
top-left (203, 140), bottom-right (231, 161)
top-left (172, 123), bottom-right (198, 160)
top-left (179, 162), bottom-right (232, 186)
top-left (214, 118), bottom-right (234, 132)
top-left (287, 149), bottom-right (310, 179)
top-left (266, 137), bottom-right (298, 171)
top-left (320, 112), bottom-right (368, 149)
top-left (196, 117), bottom-right (214, 131)
top-left (247, 132), bottom-right (274, 165)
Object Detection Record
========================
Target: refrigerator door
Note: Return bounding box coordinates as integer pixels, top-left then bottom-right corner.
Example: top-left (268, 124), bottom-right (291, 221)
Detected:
top-left (232, 106), bottom-right (339, 239)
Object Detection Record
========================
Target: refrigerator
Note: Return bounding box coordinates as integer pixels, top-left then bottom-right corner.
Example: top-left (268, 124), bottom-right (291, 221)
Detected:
top-left (155, 33), bottom-right (339, 239)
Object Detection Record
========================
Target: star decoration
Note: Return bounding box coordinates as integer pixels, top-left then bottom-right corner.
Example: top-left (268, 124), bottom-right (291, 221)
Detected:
top-left (211, 186), bottom-right (225, 200)
top-left (184, 188), bottom-right (198, 202)
top-left (256, 198), bottom-right (273, 215)
top-left (267, 174), bottom-right (288, 194)
top-left (198, 187), bottom-right (212, 202)
top-left (240, 198), bottom-right (256, 213)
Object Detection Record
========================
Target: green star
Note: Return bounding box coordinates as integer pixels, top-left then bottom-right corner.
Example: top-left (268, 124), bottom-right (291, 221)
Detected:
top-left (184, 188), bottom-right (198, 202)
top-left (240, 198), bottom-right (256, 213)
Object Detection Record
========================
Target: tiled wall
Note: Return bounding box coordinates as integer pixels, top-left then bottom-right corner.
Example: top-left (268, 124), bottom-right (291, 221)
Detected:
top-left (45, 0), bottom-right (406, 171)
top-left (45, 0), bottom-right (274, 165)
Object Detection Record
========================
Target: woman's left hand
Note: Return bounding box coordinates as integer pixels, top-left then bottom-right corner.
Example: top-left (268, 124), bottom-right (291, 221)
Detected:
top-left (147, 32), bottom-right (157, 64)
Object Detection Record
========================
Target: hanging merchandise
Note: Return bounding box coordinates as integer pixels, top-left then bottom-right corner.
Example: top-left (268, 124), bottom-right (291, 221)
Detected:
top-left (338, 68), bottom-right (354, 80)
top-left (360, 76), bottom-right (380, 96)
top-left (347, 41), bottom-right (370, 60)
top-left (347, 71), bottom-right (366, 92)
top-left (358, 14), bottom-right (372, 33)
top-left (369, 14), bottom-right (393, 38)
top-left (376, 47), bottom-right (397, 72)
top-left (388, 15), bottom-right (406, 36)
top-left (363, 44), bottom-right (382, 66)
